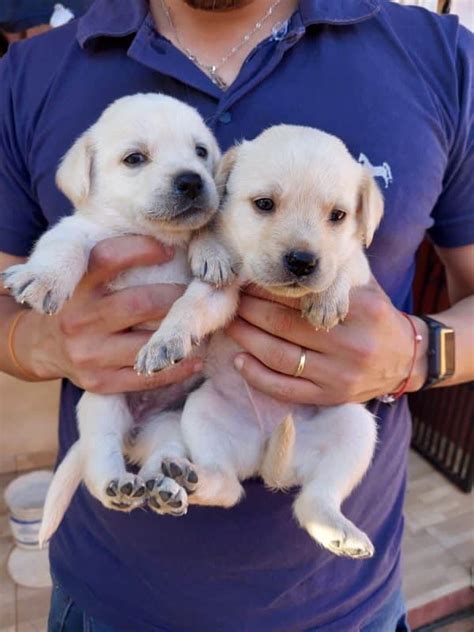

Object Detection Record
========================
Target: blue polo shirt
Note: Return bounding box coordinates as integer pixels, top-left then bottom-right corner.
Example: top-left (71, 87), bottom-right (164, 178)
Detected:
top-left (0, 1), bottom-right (472, 630)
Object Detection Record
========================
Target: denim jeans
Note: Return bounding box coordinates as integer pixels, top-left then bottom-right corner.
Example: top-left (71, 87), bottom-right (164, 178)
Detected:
top-left (48, 578), bottom-right (411, 632)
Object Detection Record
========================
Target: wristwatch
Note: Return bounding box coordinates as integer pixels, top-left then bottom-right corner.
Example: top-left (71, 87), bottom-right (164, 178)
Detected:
top-left (418, 316), bottom-right (455, 389)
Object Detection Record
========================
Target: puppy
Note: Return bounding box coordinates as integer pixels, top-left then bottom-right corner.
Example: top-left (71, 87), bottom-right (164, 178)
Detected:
top-left (134, 125), bottom-right (383, 559)
top-left (2, 93), bottom-right (223, 543)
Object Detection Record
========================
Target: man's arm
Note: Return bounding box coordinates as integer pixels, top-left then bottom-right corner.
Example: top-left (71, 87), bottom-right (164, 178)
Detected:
top-left (226, 244), bottom-right (474, 406)
top-left (425, 243), bottom-right (474, 388)
top-left (0, 236), bottom-right (202, 392)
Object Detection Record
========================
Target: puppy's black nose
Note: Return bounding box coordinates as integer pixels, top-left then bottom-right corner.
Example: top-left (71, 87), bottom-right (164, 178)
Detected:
top-left (284, 251), bottom-right (318, 277)
top-left (174, 172), bottom-right (203, 200)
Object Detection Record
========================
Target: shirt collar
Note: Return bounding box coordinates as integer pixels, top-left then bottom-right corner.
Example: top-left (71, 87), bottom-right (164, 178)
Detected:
top-left (299, 0), bottom-right (380, 26)
top-left (77, 0), bottom-right (148, 48)
top-left (77, 0), bottom-right (380, 49)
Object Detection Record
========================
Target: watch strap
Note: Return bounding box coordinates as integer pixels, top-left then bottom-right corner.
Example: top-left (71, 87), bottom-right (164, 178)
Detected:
top-left (418, 315), bottom-right (455, 390)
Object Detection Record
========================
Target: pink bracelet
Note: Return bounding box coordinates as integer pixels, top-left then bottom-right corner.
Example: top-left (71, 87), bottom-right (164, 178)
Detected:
top-left (378, 313), bottom-right (423, 404)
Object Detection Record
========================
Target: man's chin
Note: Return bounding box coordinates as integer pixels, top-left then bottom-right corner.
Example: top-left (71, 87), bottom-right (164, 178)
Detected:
top-left (183, 0), bottom-right (251, 11)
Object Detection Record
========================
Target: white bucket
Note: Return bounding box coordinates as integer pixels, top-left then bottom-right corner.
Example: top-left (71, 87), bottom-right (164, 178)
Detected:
top-left (4, 470), bottom-right (53, 550)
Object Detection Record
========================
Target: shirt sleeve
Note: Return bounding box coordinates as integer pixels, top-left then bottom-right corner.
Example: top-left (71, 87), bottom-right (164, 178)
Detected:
top-left (0, 48), bottom-right (47, 257)
top-left (428, 24), bottom-right (474, 249)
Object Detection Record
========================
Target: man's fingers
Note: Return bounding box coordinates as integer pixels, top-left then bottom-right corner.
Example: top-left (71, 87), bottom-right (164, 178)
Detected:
top-left (91, 331), bottom-right (153, 369)
top-left (96, 358), bottom-right (202, 394)
top-left (242, 284), bottom-right (301, 309)
top-left (87, 236), bottom-right (174, 286)
top-left (227, 317), bottom-right (307, 376)
top-left (233, 353), bottom-right (322, 405)
top-left (62, 284), bottom-right (185, 334)
top-left (236, 295), bottom-right (333, 353)
top-left (98, 284), bottom-right (185, 333)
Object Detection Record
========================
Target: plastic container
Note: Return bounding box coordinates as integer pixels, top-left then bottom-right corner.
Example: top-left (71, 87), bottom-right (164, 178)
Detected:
top-left (4, 470), bottom-right (53, 550)
top-left (4, 470), bottom-right (53, 588)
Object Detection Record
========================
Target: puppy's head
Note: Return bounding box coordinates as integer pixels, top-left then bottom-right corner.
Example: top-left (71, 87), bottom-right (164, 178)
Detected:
top-left (218, 125), bottom-right (383, 296)
top-left (56, 93), bottom-right (221, 235)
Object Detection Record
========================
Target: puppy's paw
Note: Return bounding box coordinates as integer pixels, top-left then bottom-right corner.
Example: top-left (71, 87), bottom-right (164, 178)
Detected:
top-left (190, 243), bottom-right (238, 287)
top-left (295, 499), bottom-right (374, 560)
top-left (301, 292), bottom-right (349, 331)
top-left (135, 331), bottom-right (196, 375)
top-left (92, 473), bottom-right (146, 512)
top-left (1, 264), bottom-right (72, 314)
top-left (146, 475), bottom-right (188, 516)
top-left (162, 457), bottom-right (199, 495)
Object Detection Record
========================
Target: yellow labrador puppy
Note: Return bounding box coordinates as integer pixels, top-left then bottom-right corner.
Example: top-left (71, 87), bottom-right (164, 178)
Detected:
top-left (2, 93), bottom-right (222, 543)
top-left (136, 125), bottom-right (383, 559)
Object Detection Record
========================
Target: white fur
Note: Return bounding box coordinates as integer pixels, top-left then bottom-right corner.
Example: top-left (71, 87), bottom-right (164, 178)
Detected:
top-left (136, 126), bottom-right (383, 559)
top-left (3, 93), bottom-right (221, 544)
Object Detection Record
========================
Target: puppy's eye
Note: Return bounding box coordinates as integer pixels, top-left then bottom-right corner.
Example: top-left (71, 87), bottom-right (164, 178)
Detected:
top-left (329, 209), bottom-right (346, 223)
top-left (196, 145), bottom-right (208, 159)
top-left (123, 152), bottom-right (148, 167)
top-left (253, 198), bottom-right (275, 213)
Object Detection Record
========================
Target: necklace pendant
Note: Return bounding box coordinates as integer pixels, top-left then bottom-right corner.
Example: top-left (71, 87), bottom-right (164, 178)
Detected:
top-left (212, 73), bottom-right (228, 90)
top-left (208, 66), bottom-right (227, 90)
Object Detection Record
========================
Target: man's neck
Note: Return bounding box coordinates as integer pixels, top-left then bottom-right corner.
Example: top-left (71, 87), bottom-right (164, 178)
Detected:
top-left (150, 0), bottom-right (299, 88)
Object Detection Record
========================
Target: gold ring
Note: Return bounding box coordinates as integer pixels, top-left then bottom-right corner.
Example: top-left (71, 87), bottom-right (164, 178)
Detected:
top-left (294, 348), bottom-right (307, 378)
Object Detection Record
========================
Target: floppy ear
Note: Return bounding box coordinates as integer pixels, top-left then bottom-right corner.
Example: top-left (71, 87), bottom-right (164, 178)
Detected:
top-left (358, 168), bottom-right (384, 247)
top-left (215, 145), bottom-right (239, 195)
top-left (56, 132), bottom-right (94, 207)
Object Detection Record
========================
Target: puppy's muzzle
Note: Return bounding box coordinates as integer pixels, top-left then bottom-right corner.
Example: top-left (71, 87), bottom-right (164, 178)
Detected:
top-left (174, 172), bottom-right (203, 201)
top-left (284, 250), bottom-right (319, 278)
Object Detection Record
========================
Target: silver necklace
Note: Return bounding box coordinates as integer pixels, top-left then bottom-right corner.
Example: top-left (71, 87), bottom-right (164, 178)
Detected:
top-left (160, 0), bottom-right (284, 89)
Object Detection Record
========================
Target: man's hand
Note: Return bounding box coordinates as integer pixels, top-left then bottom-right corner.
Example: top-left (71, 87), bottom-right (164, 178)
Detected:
top-left (4, 236), bottom-right (201, 393)
top-left (227, 279), bottom-right (428, 406)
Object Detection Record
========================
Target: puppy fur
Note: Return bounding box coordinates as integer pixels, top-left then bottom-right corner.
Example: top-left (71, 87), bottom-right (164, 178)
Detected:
top-left (2, 93), bottom-right (223, 543)
top-left (135, 126), bottom-right (383, 559)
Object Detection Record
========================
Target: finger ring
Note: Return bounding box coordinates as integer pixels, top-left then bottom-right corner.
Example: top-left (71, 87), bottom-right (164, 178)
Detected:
top-left (294, 348), bottom-right (307, 378)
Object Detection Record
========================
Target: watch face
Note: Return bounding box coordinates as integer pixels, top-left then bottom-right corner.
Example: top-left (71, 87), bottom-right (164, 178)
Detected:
top-left (440, 329), bottom-right (455, 377)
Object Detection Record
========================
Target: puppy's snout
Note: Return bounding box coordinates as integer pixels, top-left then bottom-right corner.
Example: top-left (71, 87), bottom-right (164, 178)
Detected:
top-left (174, 171), bottom-right (203, 200)
top-left (284, 250), bottom-right (318, 278)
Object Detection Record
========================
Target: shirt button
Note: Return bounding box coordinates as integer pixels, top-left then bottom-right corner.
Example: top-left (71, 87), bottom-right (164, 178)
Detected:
top-left (218, 111), bottom-right (232, 124)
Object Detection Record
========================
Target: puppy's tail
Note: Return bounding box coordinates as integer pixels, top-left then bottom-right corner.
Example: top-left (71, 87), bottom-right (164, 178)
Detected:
top-left (39, 441), bottom-right (82, 548)
top-left (261, 414), bottom-right (296, 490)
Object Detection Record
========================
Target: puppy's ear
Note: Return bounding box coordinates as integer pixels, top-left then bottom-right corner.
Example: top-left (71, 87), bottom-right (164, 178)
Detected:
top-left (215, 146), bottom-right (239, 194)
top-left (56, 132), bottom-right (94, 207)
top-left (357, 169), bottom-right (384, 247)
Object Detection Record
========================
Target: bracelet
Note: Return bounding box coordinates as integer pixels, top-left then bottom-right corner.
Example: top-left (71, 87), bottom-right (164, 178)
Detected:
top-left (377, 312), bottom-right (423, 404)
top-left (7, 310), bottom-right (41, 381)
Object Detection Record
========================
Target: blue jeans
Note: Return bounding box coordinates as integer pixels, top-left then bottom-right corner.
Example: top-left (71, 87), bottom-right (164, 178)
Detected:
top-left (48, 579), bottom-right (411, 632)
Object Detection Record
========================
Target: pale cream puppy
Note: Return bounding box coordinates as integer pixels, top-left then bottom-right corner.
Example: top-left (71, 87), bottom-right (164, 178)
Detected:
top-left (2, 93), bottom-right (226, 543)
top-left (135, 126), bottom-right (383, 559)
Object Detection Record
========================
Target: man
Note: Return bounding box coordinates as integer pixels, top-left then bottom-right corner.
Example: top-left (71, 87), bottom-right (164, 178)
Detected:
top-left (0, 1), bottom-right (472, 630)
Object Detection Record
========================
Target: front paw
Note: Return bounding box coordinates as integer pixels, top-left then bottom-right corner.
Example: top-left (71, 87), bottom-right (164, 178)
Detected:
top-left (1, 264), bottom-right (71, 314)
top-left (190, 244), bottom-right (238, 287)
top-left (301, 292), bottom-right (349, 330)
top-left (135, 331), bottom-right (196, 375)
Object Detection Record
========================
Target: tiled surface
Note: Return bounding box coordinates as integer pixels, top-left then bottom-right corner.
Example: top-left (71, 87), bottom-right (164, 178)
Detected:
top-left (0, 453), bottom-right (472, 630)
top-left (403, 451), bottom-right (473, 615)
top-left (0, 373), bottom-right (59, 474)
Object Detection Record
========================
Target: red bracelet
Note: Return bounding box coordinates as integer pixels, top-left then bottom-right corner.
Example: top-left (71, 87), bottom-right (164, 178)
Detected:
top-left (378, 313), bottom-right (423, 404)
